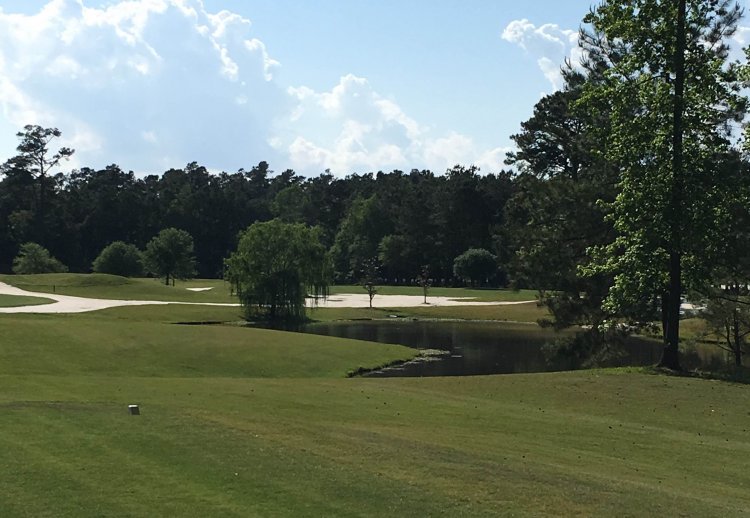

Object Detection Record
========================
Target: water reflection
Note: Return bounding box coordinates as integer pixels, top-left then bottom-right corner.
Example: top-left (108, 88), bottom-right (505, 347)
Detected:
top-left (298, 320), bottom-right (665, 377)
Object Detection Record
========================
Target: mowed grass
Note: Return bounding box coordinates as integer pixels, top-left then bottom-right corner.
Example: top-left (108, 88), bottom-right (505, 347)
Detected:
top-left (0, 311), bottom-right (414, 378)
top-left (0, 294), bottom-right (54, 308)
top-left (1, 365), bottom-right (749, 515)
top-left (1, 277), bottom-right (749, 515)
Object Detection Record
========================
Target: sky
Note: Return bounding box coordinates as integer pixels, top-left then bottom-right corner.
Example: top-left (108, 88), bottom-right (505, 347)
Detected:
top-left (0, 0), bottom-right (748, 177)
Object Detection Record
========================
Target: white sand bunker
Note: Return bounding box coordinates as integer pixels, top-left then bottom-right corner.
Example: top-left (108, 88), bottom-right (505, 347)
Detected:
top-left (306, 293), bottom-right (534, 308)
top-left (186, 287), bottom-right (214, 292)
top-left (0, 281), bottom-right (534, 314)
top-left (0, 282), bottom-right (238, 314)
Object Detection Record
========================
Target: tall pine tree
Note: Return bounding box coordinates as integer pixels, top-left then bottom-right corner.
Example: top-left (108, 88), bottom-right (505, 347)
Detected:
top-left (580, 0), bottom-right (747, 369)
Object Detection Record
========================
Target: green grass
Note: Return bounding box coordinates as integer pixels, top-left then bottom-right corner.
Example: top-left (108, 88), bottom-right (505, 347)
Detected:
top-left (88, 304), bottom-right (246, 323)
top-left (1, 276), bottom-right (749, 515)
top-left (0, 294), bottom-right (54, 308)
top-left (0, 312), bottom-right (414, 378)
top-left (1, 364), bottom-right (749, 515)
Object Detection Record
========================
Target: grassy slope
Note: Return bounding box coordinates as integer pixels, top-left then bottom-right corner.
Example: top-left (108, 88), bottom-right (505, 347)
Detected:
top-left (1, 276), bottom-right (748, 515)
top-left (0, 312), bottom-right (415, 379)
top-left (0, 294), bottom-right (54, 308)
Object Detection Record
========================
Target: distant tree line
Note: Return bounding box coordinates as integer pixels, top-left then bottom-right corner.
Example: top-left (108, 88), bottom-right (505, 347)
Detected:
top-left (0, 135), bottom-right (514, 286)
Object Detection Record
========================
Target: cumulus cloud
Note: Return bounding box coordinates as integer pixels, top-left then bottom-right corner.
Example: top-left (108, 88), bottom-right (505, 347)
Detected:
top-left (0, 1), bottom-right (508, 176)
top-left (501, 18), bottom-right (579, 91)
top-left (0, 0), bottom-right (285, 172)
top-left (729, 25), bottom-right (750, 62)
top-left (273, 74), bottom-right (508, 175)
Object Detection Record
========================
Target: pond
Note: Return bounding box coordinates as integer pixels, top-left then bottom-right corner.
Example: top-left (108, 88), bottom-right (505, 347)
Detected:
top-left (298, 320), bottom-right (671, 377)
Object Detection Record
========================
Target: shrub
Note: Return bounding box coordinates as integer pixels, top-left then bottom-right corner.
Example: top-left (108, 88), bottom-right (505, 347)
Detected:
top-left (92, 241), bottom-right (144, 277)
top-left (453, 248), bottom-right (497, 287)
top-left (12, 242), bottom-right (68, 274)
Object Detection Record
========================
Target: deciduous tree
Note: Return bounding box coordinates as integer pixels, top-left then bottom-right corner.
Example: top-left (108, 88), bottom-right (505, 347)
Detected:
top-left (580, 0), bottom-right (746, 370)
top-left (360, 257), bottom-right (379, 308)
top-left (225, 219), bottom-right (331, 322)
top-left (143, 228), bottom-right (196, 285)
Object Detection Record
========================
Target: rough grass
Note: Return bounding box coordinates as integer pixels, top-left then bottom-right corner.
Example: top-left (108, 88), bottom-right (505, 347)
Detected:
top-left (0, 294), bottom-right (54, 308)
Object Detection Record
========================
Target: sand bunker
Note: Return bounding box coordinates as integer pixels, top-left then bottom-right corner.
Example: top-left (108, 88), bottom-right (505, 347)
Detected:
top-left (186, 287), bottom-right (214, 292)
top-left (0, 282), bottom-right (238, 314)
top-left (309, 294), bottom-right (534, 308)
top-left (0, 281), bottom-right (534, 314)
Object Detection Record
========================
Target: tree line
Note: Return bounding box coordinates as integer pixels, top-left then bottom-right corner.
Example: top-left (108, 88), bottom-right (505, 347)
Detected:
top-left (0, 143), bottom-right (515, 285)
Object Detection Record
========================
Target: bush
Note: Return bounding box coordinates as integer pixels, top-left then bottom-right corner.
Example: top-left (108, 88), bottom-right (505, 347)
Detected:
top-left (92, 241), bottom-right (144, 277)
top-left (12, 242), bottom-right (68, 274)
top-left (453, 248), bottom-right (497, 287)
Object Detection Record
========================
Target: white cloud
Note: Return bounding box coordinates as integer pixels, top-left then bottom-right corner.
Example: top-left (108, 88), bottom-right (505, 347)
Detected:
top-left (537, 56), bottom-right (564, 90)
top-left (274, 75), bottom-right (508, 175)
top-left (733, 25), bottom-right (750, 46)
top-left (0, 0), bottom-right (285, 173)
top-left (244, 38), bottom-right (280, 81)
top-left (45, 55), bottom-right (84, 79)
top-left (141, 130), bottom-right (158, 144)
top-left (502, 18), bottom-right (579, 91)
top-left (729, 25), bottom-right (750, 62)
top-left (0, 1), bottom-right (510, 177)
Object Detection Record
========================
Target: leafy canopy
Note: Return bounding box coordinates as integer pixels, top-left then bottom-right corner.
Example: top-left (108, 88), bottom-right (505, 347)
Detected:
top-left (453, 248), bottom-right (497, 287)
top-left (143, 228), bottom-right (196, 285)
top-left (225, 219), bottom-right (331, 322)
top-left (578, 0), bottom-right (746, 369)
top-left (2, 125), bottom-right (74, 179)
top-left (92, 241), bottom-right (144, 277)
top-left (581, 0), bottom-right (745, 308)
top-left (12, 242), bottom-right (67, 274)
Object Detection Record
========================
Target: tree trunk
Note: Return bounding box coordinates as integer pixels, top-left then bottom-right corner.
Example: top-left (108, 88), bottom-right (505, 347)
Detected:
top-left (733, 309), bottom-right (742, 367)
top-left (660, 258), bottom-right (682, 370)
top-left (659, 0), bottom-right (686, 371)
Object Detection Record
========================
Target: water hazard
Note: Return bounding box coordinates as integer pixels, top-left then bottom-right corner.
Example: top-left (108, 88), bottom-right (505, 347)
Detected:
top-left (299, 320), bottom-right (666, 377)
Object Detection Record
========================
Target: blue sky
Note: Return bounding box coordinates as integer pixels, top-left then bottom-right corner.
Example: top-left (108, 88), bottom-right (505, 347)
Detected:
top-left (0, 0), bottom-right (747, 177)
